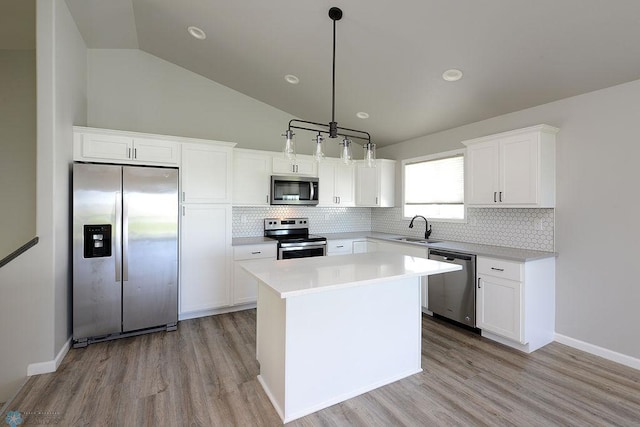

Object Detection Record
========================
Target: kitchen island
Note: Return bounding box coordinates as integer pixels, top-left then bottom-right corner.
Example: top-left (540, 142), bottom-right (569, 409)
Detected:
top-left (240, 251), bottom-right (461, 423)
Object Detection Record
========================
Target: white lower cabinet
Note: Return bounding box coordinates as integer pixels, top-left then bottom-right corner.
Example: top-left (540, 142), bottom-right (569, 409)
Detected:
top-left (232, 243), bottom-right (277, 305)
top-left (180, 204), bottom-right (232, 317)
top-left (477, 271), bottom-right (523, 342)
top-left (476, 256), bottom-right (555, 353)
top-left (326, 239), bottom-right (354, 256)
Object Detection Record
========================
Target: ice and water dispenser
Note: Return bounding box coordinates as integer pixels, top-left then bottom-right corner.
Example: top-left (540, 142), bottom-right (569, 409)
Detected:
top-left (83, 224), bottom-right (112, 258)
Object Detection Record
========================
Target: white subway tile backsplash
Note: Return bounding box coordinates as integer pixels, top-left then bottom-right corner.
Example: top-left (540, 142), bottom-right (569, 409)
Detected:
top-left (372, 207), bottom-right (555, 251)
top-left (232, 207), bottom-right (372, 237)
top-left (232, 206), bottom-right (554, 252)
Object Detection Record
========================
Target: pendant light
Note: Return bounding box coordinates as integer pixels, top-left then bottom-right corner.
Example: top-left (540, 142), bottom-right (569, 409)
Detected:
top-left (282, 7), bottom-right (375, 167)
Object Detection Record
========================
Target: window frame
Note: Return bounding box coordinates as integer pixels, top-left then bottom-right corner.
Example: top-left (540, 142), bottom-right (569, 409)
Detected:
top-left (401, 148), bottom-right (467, 223)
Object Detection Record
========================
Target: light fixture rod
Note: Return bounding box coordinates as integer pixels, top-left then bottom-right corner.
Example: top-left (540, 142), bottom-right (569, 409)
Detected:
top-left (331, 11), bottom-right (336, 126)
top-left (288, 119), bottom-right (370, 144)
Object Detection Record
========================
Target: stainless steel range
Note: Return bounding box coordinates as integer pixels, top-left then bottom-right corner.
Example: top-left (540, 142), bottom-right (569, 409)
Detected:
top-left (264, 218), bottom-right (327, 259)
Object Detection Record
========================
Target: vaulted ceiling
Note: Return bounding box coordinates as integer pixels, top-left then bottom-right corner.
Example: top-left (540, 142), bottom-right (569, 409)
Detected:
top-left (65, 0), bottom-right (640, 146)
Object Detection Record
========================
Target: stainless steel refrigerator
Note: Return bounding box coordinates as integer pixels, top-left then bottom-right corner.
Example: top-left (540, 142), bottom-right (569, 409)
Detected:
top-left (72, 163), bottom-right (179, 347)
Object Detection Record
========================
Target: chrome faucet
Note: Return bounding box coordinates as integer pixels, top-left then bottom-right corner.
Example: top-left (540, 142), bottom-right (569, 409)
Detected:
top-left (409, 215), bottom-right (432, 239)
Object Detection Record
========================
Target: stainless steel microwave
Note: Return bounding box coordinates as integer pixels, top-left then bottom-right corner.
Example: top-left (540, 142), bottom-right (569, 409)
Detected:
top-left (270, 175), bottom-right (319, 205)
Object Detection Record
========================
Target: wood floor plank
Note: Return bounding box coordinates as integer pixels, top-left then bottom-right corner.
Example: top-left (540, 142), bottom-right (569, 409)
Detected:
top-left (3, 310), bottom-right (640, 426)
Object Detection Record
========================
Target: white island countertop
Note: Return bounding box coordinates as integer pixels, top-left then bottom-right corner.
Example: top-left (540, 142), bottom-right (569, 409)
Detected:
top-left (240, 251), bottom-right (461, 298)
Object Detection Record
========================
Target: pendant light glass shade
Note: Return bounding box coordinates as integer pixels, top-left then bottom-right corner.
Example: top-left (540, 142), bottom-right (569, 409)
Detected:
top-left (283, 129), bottom-right (296, 160)
top-left (340, 138), bottom-right (353, 164)
top-left (313, 133), bottom-right (325, 162)
top-left (364, 142), bottom-right (376, 167)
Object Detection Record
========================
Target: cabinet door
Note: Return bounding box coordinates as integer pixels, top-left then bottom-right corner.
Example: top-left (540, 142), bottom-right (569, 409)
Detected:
top-left (233, 151), bottom-right (271, 205)
top-left (133, 138), bottom-right (179, 165)
top-left (294, 156), bottom-right (317, 176)
top-left (466, 141), bottom-right (499, 205)
top-left (317, 161), bottom-right (337, 206)
top-left (334, 162), bottom-right (355, 206)
top-left (356, 165), bottom-right (379, 206)
top-left (233, 244), bottom-right (277, 305)
top-left (500, 133), bottom-right (538, 204)
top-left (181, 143), bottom-right (232, 203)
top-left (477, 275), bottom-right (523, 342)
top-left (180, 204), bottom-right (231, 313)
top-left (80, 133), bottom-right (133, 161)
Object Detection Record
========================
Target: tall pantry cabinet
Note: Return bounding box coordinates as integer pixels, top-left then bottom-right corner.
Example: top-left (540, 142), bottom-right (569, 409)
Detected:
top-left (179, 142), bottom-right (235, 319)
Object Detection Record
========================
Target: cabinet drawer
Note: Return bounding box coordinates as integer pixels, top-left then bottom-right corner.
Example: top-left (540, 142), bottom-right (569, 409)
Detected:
top-left (234, 244), bottom-right (277, 260)
top-left (478, 257), bottom-right (523, 281)
top-left (327, 239), bottom-right (353, 255)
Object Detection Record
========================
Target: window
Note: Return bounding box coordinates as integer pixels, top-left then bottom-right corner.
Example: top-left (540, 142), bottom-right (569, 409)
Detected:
top-left (402, 149), bottom-right (465, 221)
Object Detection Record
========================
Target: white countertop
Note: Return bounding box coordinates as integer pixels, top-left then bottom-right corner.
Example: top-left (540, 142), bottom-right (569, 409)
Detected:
top-left (240, 251), bottom-right (461, 298)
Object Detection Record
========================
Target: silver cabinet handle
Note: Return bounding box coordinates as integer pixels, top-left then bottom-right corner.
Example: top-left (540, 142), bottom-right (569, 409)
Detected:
top-left (478, 277), bottom-right (481, 288)
top-left (266, 194), bottom-right (269, 203)
top-left (182, 206), bottom-right (186, 216)
top-left (336, 245), bottom-right (344, 248)
top-left (499, 191), bottom-right (503, 202)
top-left (115, 192), bottom-right (122, 282)
top-left (127, 147), bottom-right (131, 159)
top-left (337, 196), bottom-right (340, 204)
top-left (251, 251), bottom-right (262, 255)
top-left (122, 193), bottom-right (129, 282)
top-left (182, 191), bottom-right (185, 202)
top-left (375, 196), bottom-right (378, 205)
top-left (491, 267), bottom-right (504, 272)
top-left (494, 191), bottom-right (497, 202)
top-left (133, 148), bottom-right (137, 159)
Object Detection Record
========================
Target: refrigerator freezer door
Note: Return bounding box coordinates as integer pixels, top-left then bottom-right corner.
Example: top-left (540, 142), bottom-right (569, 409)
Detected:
top-left (121, 166), bottom-right (178, 332)
top-left (73, 163), bottom-right (123, 339)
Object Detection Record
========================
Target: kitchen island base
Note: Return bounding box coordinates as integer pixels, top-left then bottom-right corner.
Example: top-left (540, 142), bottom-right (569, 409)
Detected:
top-left (256, 276), bottom-right (422, 423)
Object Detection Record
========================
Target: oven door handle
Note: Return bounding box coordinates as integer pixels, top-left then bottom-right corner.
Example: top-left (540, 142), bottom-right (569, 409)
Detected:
top-left (279, 241), bottom-right (327, 248)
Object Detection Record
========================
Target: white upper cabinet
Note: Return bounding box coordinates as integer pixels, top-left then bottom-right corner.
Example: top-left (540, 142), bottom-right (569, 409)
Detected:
top-left (272, 155), bottom-right (317, 176)
top-left (233, 149), bottom-right (272, 206)
top-left (181, 142), bottom-right (233, 204)
top-left (73, 127), bottom-right (180, 165)
top-left (463, 124), bottom-right (558, 207)
top-left (355, 159), bottom-right (395, 207)
top-left (317, 159), bottom-right (355, 206)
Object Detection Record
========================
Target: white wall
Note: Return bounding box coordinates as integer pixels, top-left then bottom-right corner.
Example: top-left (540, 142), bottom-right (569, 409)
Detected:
top-left (86, 49), bottom-right (343, 158)
top-left (0, 0), bottom-right (86, 402)
top-left (379, 79), bottom-right (640, 360)
top-left (0, 50), bottom-right (36, 260)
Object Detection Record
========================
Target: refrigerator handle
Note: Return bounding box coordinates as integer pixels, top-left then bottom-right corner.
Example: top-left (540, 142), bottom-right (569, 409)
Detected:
top-left (122, 193), bottom-right (129, 282)
top-left (115, 192), bottom-right (122, 282)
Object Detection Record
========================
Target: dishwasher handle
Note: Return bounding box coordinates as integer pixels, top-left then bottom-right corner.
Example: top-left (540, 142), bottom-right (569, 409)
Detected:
top-left (429, 249), bottom-right (474, 261)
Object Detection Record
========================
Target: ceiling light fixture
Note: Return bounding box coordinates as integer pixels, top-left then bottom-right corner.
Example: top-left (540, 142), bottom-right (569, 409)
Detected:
top-left (283, 7), bottom-right (375, 167)
top-left (285, 74), bottom-right (300, 84)
top-left (187, 26), bottom-right (207, 40)
top-left (356, 112), bottom-right (369, 119)
top-left (442, 68), bottom-right (463, 82)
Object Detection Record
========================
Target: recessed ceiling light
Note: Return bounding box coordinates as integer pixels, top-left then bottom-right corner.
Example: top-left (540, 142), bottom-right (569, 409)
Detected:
top-left (442, 68), bottom-right (463, 82)
top-left (356, 112), bottom-right (369, 119)
top-left (284, 74), bottom-right (300, 84)
top-left (187, 26), bottom-right (206, 40)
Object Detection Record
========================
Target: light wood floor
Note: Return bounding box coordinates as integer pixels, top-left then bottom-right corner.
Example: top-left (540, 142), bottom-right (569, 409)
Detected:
top-left (4, 310), bottom-right (640, 426)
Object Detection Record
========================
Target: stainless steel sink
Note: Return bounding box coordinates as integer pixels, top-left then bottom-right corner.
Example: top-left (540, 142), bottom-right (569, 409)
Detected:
top-left (393, 237), bottom-right (441, 244)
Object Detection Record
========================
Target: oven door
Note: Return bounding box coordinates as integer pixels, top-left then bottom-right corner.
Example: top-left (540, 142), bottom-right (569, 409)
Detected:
top-left (278, 242), bottom-right (326, 259)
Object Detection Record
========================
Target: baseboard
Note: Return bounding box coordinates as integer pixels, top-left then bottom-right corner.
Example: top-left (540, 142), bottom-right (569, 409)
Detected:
top-left (555, 333), bottom-right (640, 371)
top-left (26, 337), bottom-right (71, 376)
top-left (178, 303), bottom-right (257, 321)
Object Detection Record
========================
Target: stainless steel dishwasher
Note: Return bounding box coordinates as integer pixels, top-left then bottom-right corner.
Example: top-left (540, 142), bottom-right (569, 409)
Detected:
top-left (428, 249), bottom-right (477, 328)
